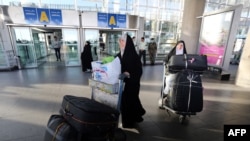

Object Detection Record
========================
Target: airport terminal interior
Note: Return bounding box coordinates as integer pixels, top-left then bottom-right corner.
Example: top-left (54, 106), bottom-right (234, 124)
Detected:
top-left (1, 0), bottom-right (250, 141)
top-left (0, 57), bottom-right (250, 141)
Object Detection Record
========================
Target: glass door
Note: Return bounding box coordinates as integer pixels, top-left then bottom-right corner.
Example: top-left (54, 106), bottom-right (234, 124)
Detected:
top-left (62, 28), bottom-right (80, 66)
top-left (12, 27), bottom-right (37, 68)
top-left (32, 31), bottom-right (47, 66)
top-left (106, 31), bottom-right (122, 56)
top-left (84, 29), bottom-right (99, 61)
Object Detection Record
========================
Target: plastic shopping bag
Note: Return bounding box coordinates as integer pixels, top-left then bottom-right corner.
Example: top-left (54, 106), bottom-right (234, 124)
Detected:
top-left (91, 57), bottom-right (121, 84)
top-left (102, 56), bottom-right (115, 64)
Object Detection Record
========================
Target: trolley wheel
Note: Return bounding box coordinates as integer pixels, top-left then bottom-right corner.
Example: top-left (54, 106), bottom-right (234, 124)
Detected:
top-left (179, 115), bottom-right (186, 124)
top-left (158, 87), bottom-right (166, 109)
top-left (158, 98), bottom-right (164, 109)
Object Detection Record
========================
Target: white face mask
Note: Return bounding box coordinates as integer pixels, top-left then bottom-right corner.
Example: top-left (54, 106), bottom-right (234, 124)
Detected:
top-left (120, 48), bottom-right (125, 57)
top-left (176, 48), bottom-right (183, 55)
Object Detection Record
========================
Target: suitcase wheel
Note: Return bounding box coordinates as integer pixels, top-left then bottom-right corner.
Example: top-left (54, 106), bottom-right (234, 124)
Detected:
top-left (179, 115), bottom-right (186, 124)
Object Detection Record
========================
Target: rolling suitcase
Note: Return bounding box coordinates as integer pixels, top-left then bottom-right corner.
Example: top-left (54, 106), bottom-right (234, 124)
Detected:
top-left (43, 115), bottom-right (77, 141)
top-left (60, 95), bottom-right (119, 135)
top-left (167, 69), bottom-right (203, 112)
top-left (168, 54), bottom-right (207, 73)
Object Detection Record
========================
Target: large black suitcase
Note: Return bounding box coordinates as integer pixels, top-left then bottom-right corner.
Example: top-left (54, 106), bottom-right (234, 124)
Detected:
top-left (60, 95), bottom-right (119, 135)
top-left (167, 69), bottom-right (203, 112)
top-left (43, 115), bottom-right (77, 141)
top-left (168, 54), bottom-right (207, 73)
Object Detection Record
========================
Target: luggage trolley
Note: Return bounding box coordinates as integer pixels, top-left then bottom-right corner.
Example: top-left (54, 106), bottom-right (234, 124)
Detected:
top-left (89, 74), bottom-right (128, 140)
top-left (158, 62), bottom-right (197, 124)
top-left (158, 54), bottom-right (207, 124)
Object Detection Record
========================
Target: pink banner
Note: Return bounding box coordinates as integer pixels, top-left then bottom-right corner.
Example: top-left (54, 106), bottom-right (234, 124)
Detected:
top-left (198, 11), bottom-right (233, 66)
top-left (199, 44), bottom-right (225, 66)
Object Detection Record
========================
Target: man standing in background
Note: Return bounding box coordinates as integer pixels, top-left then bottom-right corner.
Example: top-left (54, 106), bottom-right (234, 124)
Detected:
top-left (148, 37), bottom-right (157, 65)
top-left (52, 36), bottom-right (62, 61)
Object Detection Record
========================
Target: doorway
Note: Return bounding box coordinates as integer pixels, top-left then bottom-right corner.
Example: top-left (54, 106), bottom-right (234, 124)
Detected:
top-left (100, 31), bottom-right (122, 56)
top-left (11, 27), bottom-right (81, 69)
top-left (84, 29), bottom-right (122, 61)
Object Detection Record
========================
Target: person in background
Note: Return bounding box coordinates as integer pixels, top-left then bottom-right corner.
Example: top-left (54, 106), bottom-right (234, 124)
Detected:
top-left (164, 40), bottom-right (187, 63)
top-left (52, 36), bottom-right (62, 61)
top-left (116, 34), bottom-right (146, 128)
top-left (81, 41), bottom-right (93, 72)
top-left (159, 40), bottom-right (188, 107)
top-left (148, 38), bottom-right (157, 65)
top-left (164, 40), bottom-right (187, 93)
top-left (138, 37), bottom-right (147, 65)
top-left (132, 36), bottom-right (138, 53)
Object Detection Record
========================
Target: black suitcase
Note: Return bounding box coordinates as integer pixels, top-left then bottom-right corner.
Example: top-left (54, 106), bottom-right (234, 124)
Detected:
top-left (168, 54), bottom-right (207, 73)
top-left (167, 69), bottom-right (203, 112)
top-left (43, 115), bottom-right (77, 141)
top-left (60, 95), bottom-right (119, 134)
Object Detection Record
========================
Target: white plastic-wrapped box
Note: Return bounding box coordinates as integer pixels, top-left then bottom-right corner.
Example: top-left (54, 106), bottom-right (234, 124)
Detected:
top-left (88, 79), bottom-right (119, 94)
top-left (92, 88), bottom-right (118, 109)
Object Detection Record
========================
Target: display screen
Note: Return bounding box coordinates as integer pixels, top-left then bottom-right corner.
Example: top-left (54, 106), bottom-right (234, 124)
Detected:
top-left (198, 11), bottom-right (234, 66)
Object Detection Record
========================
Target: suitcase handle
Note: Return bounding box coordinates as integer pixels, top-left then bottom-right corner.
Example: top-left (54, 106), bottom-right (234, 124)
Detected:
top-left (62, 109), bottom-right (73, 117)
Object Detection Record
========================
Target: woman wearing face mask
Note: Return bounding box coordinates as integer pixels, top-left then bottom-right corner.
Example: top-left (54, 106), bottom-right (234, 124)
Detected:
top-left (159, 40), bottom-right (188, 107)
top-left (116, 34), bottom-right (146, 128)
top-left (164, 40), bottom-right (187, 63)
top-left (164, 40), bottom-right (187, 93)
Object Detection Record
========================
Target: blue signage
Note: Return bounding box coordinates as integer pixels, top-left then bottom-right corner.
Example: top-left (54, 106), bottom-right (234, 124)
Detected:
top-left (37, 8), bottom-right (50, 24)
top-left (98, 12), bottom-right (126, 28)
top-left (117, 14), bottom-right (126, 28)
top-left (98, 12), bottom-right (108, 27)
top-left (23, 7), bottom-right (37, 24)
top-left (108, 13), bottom-right (117, 28)
top-left (23, 7), bottom-right (62, 25)
top-left (50, 9), bottom-right (62, 25)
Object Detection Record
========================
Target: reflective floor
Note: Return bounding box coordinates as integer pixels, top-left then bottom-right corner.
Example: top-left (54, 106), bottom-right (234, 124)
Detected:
top-left (0, 58), bottom-right (249, 141)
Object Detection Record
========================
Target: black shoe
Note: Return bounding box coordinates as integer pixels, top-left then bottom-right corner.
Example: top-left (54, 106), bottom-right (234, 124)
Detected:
top-left (140, 109), bottom-right (146, 116)
top-left (135, 117), bottom-right (144, 123)
top-left (122, 122), bottom-right (136, 128)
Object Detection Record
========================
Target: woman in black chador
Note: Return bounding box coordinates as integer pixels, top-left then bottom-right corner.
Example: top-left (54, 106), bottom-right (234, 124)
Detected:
top-left (161, 40), bottom-right (188, 101)
top-left (116, 34), bottom-right (146, 128)
top-left (81, 41), bottom-right (93, 72)
top-left (164, 40), bottom-right (187, 63)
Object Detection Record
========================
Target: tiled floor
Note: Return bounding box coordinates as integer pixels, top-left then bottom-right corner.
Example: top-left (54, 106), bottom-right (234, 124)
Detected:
top-left (0, 58), bottom-right (250, 141)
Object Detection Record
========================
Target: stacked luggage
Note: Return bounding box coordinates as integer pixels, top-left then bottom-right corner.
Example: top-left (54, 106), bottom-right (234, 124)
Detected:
top-left (44, 114), bottom-right (78, 141)
top-left (167, 54), bottom-right (207, 74)
top-left (160, 54), bottom-right (207, 123)
top-left (167, 69), bottom-right (203, 112)
top-left (44, 95), bottom-right (126, 141)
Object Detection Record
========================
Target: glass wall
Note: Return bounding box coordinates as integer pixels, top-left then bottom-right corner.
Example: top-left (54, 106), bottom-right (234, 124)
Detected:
top-left (3, 0), bottom-right (185, 55)
top-left (2, 0), bottom-right (250, 59)
top-left (205, 0), bottom-right (250, 39)
top-left (136, 0), bottom-right (184, 54)
top-left (31, 31), bottom-right (47, 66)
top-left (62, 28), bottom-right (80, 66)
top-left (12, 27), bottom-right (37, 68)
top-left (0, 45), bottom-right (8, 68)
